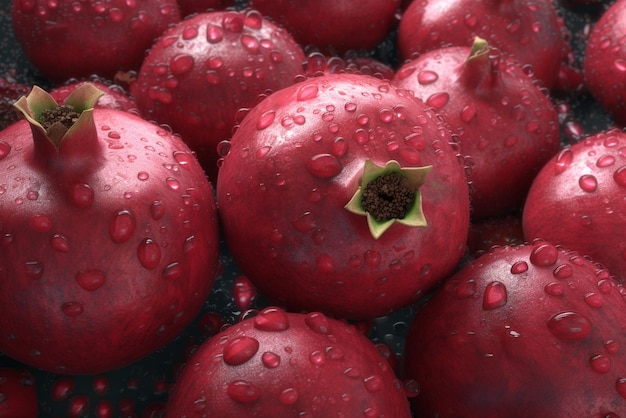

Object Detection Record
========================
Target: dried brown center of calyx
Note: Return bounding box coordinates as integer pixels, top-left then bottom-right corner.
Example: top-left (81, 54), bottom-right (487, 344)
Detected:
top-left (38, 105), bottom-right (80, 140)
top-left (361, 172), bottom-right (415, 222)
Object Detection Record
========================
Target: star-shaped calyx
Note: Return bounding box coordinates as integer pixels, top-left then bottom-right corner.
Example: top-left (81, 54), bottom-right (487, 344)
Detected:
top-left (345, 160), bottom-right (432, 239)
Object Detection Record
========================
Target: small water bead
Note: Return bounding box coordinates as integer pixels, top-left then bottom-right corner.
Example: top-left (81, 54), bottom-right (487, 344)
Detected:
top-left (24, 260), bottom-right (44, 279)
top-left (75, 269), bottom-right (106, 292)
top-left (297, 84), bottom-right (319, 101)
top-left (482, 281), bottom-right (508, 311)
top-left (29, 214), bottom-right (53, 232)
top-left (137, 238), bottom-right (161, 270)
top-left (61, 301), bottom-right (84, 317)
top-left (425, 92), bottom-right (449, 110)
top-left (325, 346), bottom-right (345, 361)
top-left (547, 311), bottom-right (592, 341)
top-left (617, 378), bottom-right (626, 400)
top-left (455, 279), bottom-right (477, 299)
top-left (578, 174), bottom-right (598, 193)
top-left (50, 234), bottom-right (70, 252)
top-left (69, 183), bottom-right (95, 208)
top-left (363, 375), bottom-right (383, 393)
top-left (510, 261), bottom-right (528, 274)
top-left (309, 350), bottom-right (326, 365)
top-left (261, 351), bottom-right (281, 368)
top-left (227, 380), bottom-right (261, 403)
top-left (165, 177), bottom-right (180, 191)
top-left (206, 24), bottom-right (223, 43)
top-left (544, 282), bottom-right (565, 297)
top-left (553, 263), bottom-right (573, 280)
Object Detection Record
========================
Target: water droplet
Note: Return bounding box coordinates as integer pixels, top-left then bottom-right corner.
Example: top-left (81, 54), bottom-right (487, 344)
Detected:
top-left (173, 150), bottom-right (194, 168)
top-left (278, 387), bottom-right (299, 405)
top-left (529, 242), bottom-right (558, 266)
top-left (597, 155), bottom-right (616, 167)
top-left (70, 183), bottom-right (95, 208)
top-left (426, 92), bottom-right (449, 109)
top-left (24, 260), bottom-right (44, 279)
top-left (615, 59), bottom-right (626, 72)
top-left (544, 282), bottom-right (565, 297)
top-left (166, 177), bottom-right (180, 191)
top-left (109, 210), bottom-right (136, 243)
top-left (162, 262), bottom-right (183, 280)
top-left (614, 166), bottom-right (626, 187)
top-left (150, 201), bottom-right (165, 220)
top-left (50, 234), bottom-right (70, 252)
top-left (206, 24), bottom-right (223, 43)
top-left (510, 261), bottom-right (528, 274)
top-left (223, 336), bottom-right (259, 366)
top-left (254, 307), bottom-right (290, 331)
top-left (584, 292), bottom-right (603, 308)
top-left (579, 174), bottom-right (598, 192)
top-left (75, 269), bottom-right (106, 291)
top-left (325, 346), bottom-right (345, 360)
top-left (309, 350), bottom-right (326, 365)
top-left (227, 380), bottom-right (261, 403)
top-left (316, 253), bottom-right (334, 273)
top-left (605, 340), bottom-right (620, 354)
top-left (460, 104), bottom-right (477, 123)
top-left (417, 70), bottom-right (438, 85)
top-left (61, 301), bottom-right (84, 317)
top-left (554, 149), bottom-right (573, 174)
top-left (137, 171), bottom-right (149, 181)
top-left (305, 153), bottom-right (342, 178)
top-left (240, 34), bottom-right (259, 53)
top-left (297, 84), bottom-right (319, 101)
top-left (454, 279), bottom-right (477, 299)
top-left (547, 311), bottom-right (592, 340)
top-left (590, 354), bottom-right (611, 373)
top-left (305, 312), bottom-right (330, 334)
top-left (255, 110), bottom-right (276, 130)
top-left (0, 140), bottom-right (11, 160)
top-left (29, 214), bottom-right (53, 232)
top-left (181, 25), bottom-right (198, 40)
top-left (137, 238), bottom-right (161, 270)
top-left (483, 281), bottom-right (508, 310)
top-left (363, 375), bottom-right (382, 393)
top-left (261, 351), bottom-right (281, 368)
top-left (233, 275), bottom-right (256, 311)
top-left (616, 378), bottom-right (626, 399)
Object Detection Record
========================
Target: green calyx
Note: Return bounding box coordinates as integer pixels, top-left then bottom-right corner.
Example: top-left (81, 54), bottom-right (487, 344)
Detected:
top-left (345, 160), bottom-right (432, 239)
top-left (14, 83), bottom-right (104, 148)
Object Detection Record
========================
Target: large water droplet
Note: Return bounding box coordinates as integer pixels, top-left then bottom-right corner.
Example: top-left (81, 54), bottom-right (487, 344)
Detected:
top-left (109, 210), bottom-right (136, 243)
top-left (510, 261), bottom-right (528, 274)
top-left (417, 70), bottom-right (438, 85)
top-left (547, 311), bottom-right (592, 340)
top-left (578, 174), bottom-right (598, 192)
top-left (305, 153), bottom-right (342, 178)
top-left (261, 351), bottom-right (281, 368)
top-left (297, 84), bottom-right (319, 101)
top-left (256, 110), bottom-right (275, 130)
top-left (137, 238), bottom-right (161, 270)
top-left (278, 387), bottom-right (299, 405)
top-left (0, 140), bottom-right (11, 160)
top-left (61, 301), bottom-right (84, 317)
top-left (363, 375), bottom-right (383, 393)
top-left (544, 282), bottom-right (565, 297)
top-left (223, 336), bottom-right (259, 366)
top-left (29, 214), bottom-right (53, 232)
top-left (616, 378), bottom-right (626, 399)
top-left (162, 262), bottom-right (183, 280)
top-left (613, 166), bottom-right (626, 187)
top-left (554, 149), bottom-right (573, 174)
top-left (309, 350), bottom-right (326, 365)
top-left (50, 234), bottom-right (70, 252)
top-left (483, 281), bottom-right (508, 310)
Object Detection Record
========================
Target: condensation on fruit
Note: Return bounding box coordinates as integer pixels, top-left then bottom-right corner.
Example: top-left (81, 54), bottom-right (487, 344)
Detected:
top-left (546, 311), bottom-right (592, 341)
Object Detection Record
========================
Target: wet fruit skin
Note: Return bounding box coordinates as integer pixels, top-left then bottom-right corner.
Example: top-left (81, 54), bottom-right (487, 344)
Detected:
top-left (164, 306), bottom-right (412, 417)
top-left (584, 0), bottom-right (626, 126)
top-left (131, 9), bottom-right (306, 181)
top-left (0, 86), bottom-right (221, 374)
top-left (397, 0), bottom-right (566, 91)
top-left (404, 242), bottom-right (626, 417)
top-left (249, 0), bottom-right (402, 55)
top-left (11, 0), bottom-right (181, 83)
top-left (217, 73), bottom-right (470, 320)
top-left (392, 39), bottom-right (561, 220)
top-left (523, 128), bottom-right (626, 282)
top-left (0, 367), bottom-right (38, 417)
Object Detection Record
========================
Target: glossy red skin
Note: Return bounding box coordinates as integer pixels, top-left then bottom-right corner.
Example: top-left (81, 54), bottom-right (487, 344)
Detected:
top-left (404, 242), bottom-right (626, 417)
top-left (523, 129), bottom-right (626, 282)
top-left (467, 214), bottom-right (525, 257)
top-left (50, 80), bottom-right (140, 115)
top-left (177, 0), bottom-right (235, 17)
top-left (11, 0), bottom-right (181, 83)
top-left (392, 44), bottom-right (561, 220)
top-left (249, 0), bottom-right (402, 54)
top-left (131, 9), bottom-right (306, 181)
top-left (0, 368), bottom-right (38, 417)
top-left (217, 73), bottom-right (470, 320)
top-left (584, 0), bottom-right (626, 126)
top-left (397, 0), bottom-right (565, 90)
top-left (304, 53), bottom-right (396, 80)
top-left (164, 307), bottom-right (412, 417)
top-left (0, 109), bottom-right (220, 374)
